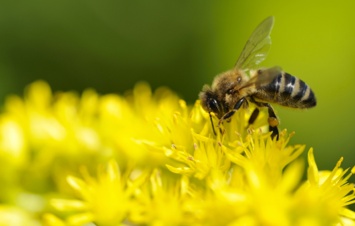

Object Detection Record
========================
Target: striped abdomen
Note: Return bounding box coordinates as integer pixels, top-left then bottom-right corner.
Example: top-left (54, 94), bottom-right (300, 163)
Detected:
top-left (256, 72), bottom-right (316, 108)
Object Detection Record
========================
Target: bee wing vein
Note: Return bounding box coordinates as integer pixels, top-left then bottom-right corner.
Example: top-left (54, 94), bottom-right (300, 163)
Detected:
top-left (235, 16), bottom-right (274, 71)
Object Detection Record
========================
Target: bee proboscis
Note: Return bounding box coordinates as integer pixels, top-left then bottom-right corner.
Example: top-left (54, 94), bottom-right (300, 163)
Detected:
top-left (199, 16), bottom-right (316, 139)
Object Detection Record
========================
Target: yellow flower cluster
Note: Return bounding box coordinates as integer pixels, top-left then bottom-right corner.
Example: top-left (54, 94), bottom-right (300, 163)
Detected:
top-left (0, 81), bottom-right (354, 226)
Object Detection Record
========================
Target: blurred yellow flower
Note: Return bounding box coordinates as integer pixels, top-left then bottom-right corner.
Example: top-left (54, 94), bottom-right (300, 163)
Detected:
top-left (0, 80), bottom-right (353, 226)
top-left (50, 159), bottom-right (146, 225)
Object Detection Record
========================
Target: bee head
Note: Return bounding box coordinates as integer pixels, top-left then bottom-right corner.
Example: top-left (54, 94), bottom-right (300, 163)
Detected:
top-left (199, 85), bottom-right (224, 119)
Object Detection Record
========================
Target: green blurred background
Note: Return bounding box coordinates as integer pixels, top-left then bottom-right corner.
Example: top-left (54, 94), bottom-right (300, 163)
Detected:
top-left (0, 0), bottom-right (354, 182)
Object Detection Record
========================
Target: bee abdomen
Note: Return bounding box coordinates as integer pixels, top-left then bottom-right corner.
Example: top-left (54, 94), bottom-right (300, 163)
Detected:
top-left (260, 72), bottom-right (316, 108)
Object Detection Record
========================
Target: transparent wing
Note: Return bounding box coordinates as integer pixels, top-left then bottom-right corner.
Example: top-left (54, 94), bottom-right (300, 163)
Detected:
top-left (237, 66), bottom-right (282, 92)
top-left (235, 16), bottom-right (274, 71)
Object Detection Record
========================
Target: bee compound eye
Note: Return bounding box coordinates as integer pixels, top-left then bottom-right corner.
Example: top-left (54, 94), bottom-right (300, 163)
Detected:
top-left (237, 76), bottom-right (242, 83)
top-left (208, 98), bottom-right (220, 114)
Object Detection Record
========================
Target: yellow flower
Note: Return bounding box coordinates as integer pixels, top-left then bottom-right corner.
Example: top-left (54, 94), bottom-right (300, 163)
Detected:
top-left (0, 80), bottom-right (353, 225)
top-left (129, 169), bottom-right (192, 226)
top-left (0, 205), bottom-right (40, 226)
top-left (292, 149), bottom-right (355, 225)
top-left (50, 159), bottom-right (146, 225)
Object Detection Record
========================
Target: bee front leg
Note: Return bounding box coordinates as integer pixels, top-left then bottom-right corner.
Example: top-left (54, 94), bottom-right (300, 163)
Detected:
top-left (218, 98), bottom-right (246, 131)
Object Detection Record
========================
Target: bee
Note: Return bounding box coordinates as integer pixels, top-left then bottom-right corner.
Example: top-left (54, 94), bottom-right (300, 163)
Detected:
top-left (199, 16), bottom-right (316, 139)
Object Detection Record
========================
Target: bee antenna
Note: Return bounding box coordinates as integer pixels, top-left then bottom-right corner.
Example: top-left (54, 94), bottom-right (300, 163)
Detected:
top-left (209, 113), bottom-right (217, 136)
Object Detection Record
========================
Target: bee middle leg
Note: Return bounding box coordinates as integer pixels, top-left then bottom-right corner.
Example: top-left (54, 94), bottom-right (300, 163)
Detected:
top-left (249, 98), bottom-right (279, 140)
top-left (248, 108), bottom-right (260, 125)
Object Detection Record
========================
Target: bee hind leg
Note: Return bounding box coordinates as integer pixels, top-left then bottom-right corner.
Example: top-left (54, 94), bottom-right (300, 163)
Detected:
top-left (250, 98), bottom-right (279, 140)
